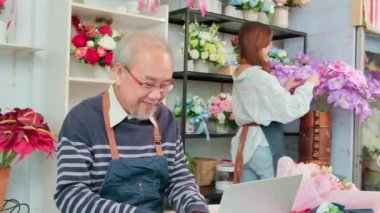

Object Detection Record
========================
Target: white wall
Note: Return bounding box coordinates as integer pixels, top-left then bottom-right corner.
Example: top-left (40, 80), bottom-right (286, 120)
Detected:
top-left (287, 0), bottom-right (356, 180)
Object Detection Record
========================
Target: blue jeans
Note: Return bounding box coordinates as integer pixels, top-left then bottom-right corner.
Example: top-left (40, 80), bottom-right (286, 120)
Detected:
top-left (241, 146), bottom-right (275, 182)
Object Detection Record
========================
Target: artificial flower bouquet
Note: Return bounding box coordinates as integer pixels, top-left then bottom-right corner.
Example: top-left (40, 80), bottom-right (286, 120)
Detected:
top-left (173, 94), bottom-right (210, 137)
top-left (268, 47), bottom-right (291, 65)
top-left (276, 157), bottom-right (360, 212)
top-left (207, 93), bottom-right (238, 130)
top-left (70, 16), bottom-right (123, 70)
top-left (0, 108), bottom-right (56, 170)
top-left (0, 0), bottom-right (5, 14)
top-left (271, 52), bottom-right (378, 122)
top-left (228, 0), bottom-right (275, 16)
top-left (186, 21), bottom-right (226, 67)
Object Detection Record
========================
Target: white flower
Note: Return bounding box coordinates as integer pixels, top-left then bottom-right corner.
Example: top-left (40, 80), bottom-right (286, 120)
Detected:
top-left (87, 40), bottom-right (94, 47)
top-left (219, 93), bottom-right (227, 99)
top-left (193, 105), bottom-right (203, 114)
top-left (201, 51), bottom-right (209, 60)
top-left (316, 202), bottom-right (331, 213)
top-left (189, 49), bottom-right (200, 59)
top-left (199, 31), bottom-right (211, 41)
top-left (209, 53), bottom-right (217, 61)
top-left (200, 39), bottom-right (206, 46)
top-left (112, 30), bottom-right (121, 39)
top-left (216, 113), bottom-right (226, 123)
top-left (278, 50), bottom-right (287, 58)
top-left (98, 36), bottom-right (117, 50)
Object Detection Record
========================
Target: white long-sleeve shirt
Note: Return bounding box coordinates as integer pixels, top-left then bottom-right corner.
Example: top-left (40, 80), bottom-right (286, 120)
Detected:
top-left (231, 66), bottom-right (314, 164)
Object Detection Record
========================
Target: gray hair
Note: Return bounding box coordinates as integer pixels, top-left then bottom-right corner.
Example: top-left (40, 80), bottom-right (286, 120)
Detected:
top-left (114, 32), bottom-right (173, 69)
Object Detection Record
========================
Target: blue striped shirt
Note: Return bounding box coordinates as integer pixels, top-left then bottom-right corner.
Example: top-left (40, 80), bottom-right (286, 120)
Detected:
top-left (54, 92), bottom-right (208, 213)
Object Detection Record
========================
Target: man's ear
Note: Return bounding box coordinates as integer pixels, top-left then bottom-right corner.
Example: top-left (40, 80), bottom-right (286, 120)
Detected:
top-left (113, 62), bottom-right (124, 85)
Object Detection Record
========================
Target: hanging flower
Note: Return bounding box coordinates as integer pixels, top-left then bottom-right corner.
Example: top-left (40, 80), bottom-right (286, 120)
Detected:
top-left (0, 108), bottom-right (56, 170)
top-left (70, 16), bottom-right (123, 69)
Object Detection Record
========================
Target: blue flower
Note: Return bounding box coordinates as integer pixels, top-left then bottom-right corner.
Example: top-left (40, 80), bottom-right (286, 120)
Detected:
top-left (228, 0), bottom-right (243, 6)
top-left (249, 0), bottom-right (258, 8)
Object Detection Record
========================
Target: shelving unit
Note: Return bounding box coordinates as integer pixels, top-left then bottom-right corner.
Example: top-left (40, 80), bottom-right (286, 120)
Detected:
top-left (45, 1), bottom-right (169, 132)
top-left (0, 43), bottom-right (43, 52)
top-left (169, 7), bottom-right (307, 201)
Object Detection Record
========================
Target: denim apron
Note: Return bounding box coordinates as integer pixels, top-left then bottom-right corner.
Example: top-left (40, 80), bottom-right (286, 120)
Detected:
top-left (98, 91), bottom-right (169, 213)
top-left (233, 122), bottom-right (286, 183)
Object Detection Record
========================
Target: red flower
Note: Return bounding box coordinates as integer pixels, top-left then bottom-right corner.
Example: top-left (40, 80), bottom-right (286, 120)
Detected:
top-left (71, 33), bottom-right (87, 48)
top-left (0, 0), bottom-right (5, 9)
top-left (99, 25), bottom-right (112, 36)
top-left (0, 108), bottom-right (56, 166)
top-left (71, 16), bottom-right (81, 32)
top-left (104, 51), bottom-right (113, 66)
top-left (85, 48), bottom-right (100, 65)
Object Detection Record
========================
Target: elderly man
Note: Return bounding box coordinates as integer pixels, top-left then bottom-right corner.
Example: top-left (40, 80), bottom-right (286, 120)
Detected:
top-left (55, 33), bottom-right (209, 213)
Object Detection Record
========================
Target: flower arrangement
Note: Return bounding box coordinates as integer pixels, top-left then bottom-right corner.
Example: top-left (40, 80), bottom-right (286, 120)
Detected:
top-left (268, 47), bottom-right (291, 65)
top-left (173, 93), bottom-right (209, 123)
top-left (207, 93), bottom-right (238, 129)
top-left (228, 0), bottom-right (275, 16)
top-left (0, 108), bottom-right (56, 170)
top-left (271, 52), bottom-right (378, 122)
top-left (277, 157), bottom-right (358, 212)
top-left (363, 145), bottom-right (380, 160)
top-left (70, 16), bottom-right (123, 69)
top-left (273, 0), bottom-right (310, 8)
top-left (187, 21), bottom-right (226, 67)
top-left (0, 0), bottom-right (5, 14)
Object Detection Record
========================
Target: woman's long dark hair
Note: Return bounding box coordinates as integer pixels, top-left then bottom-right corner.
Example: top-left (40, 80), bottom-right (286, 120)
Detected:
top-left (238, 22), bottom-right (273, 72)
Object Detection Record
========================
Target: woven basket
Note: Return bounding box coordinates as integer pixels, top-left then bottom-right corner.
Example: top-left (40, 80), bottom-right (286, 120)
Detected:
top-left (217, 66), bottom-right (236, 75)
top-left (193, 157), bottom-right (218, 186)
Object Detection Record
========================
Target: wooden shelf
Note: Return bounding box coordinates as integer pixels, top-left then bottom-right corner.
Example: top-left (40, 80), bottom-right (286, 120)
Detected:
top-left (72, 3), bottom-right (166, 28)
top-left (0, 43), bottom-right (43, 52)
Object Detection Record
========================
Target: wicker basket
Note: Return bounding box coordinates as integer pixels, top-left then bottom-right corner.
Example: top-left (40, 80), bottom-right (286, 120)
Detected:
top-left (217, 66), bottom-right (236, 75)
top-left (193, 157), bottom-right (218, 186)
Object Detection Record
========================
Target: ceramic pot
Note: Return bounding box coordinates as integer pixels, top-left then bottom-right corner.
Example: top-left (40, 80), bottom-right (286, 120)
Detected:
top-left (242, 10), bottom-right (259, 21)
top-left (271, 7), bottom-right (289, 28)
top-left (193, 60), bottom-right (210, 73)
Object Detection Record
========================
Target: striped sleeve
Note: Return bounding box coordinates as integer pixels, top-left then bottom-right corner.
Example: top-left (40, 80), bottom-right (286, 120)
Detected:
top-left (166, 136), bottom-right (209, 213)
top-left (55, 138), bottom-right (140, 213)
top-left (54, 111), bottom-right (139, 213)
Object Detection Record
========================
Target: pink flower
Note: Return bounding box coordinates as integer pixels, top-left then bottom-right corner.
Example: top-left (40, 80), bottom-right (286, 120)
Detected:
top-left (97, 46), bottom-right (106, 57)
top-left (75, 47), bottom-right (87, 60)
top-left (220, 100), bottom-right (232, 112)
top-left (104, 51), bottom-right (113, 66)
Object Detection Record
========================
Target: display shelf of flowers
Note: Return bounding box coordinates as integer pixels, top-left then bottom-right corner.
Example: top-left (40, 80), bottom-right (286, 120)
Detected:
top-left (0, 108), bottom-right (56, 208)
top-left (227, 0), bottom-right (275, 22)
top-left (270, 48), bottom-right (380, 166)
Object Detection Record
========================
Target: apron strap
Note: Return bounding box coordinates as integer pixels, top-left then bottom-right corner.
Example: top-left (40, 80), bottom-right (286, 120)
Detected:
top-left (102, 91), bottom-right (120, 160)
top-left (233, 122), bottom-right (259, 184)
top-left (152, 117), bottom-right (164, 156)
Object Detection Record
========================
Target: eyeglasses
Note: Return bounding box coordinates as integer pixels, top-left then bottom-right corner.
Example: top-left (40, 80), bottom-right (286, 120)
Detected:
top-left (123, 65), bottom-right (174, 93)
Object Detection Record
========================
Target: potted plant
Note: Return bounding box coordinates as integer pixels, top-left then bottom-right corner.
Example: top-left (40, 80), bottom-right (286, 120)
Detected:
top-left (228, 0), bottom-right (275, 22)
top-left (207, 93), bottom-right (238, 134)
top-left (186, 21), bottom-right (226, 73)
top-left (0, 108), bottom-right (56, 207)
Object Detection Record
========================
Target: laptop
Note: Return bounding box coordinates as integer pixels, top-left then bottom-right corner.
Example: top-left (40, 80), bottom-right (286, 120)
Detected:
top-left (218, 175), bottom-right (302, 213)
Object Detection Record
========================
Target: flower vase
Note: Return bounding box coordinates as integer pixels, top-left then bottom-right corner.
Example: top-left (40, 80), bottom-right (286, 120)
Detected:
top-left (185, 117), bottom-right (195, 134)
top-left (0, 168), bottom-right (11, 209)
top-left (215, 123), bottom-right (229, 134)
top-left (258, 12), bottom-right (269, 24)
top-left (193, 60), bottom-right (210, 73)
top-left (242, 10), bottom-right (259, 22)
top-left (0, 21), bottom-right (7, 43)
top-left (93, 66), bottom-right (113, 80)
top-left (271, 7), bottom-right (289, 28)
top-left (224, 5), bottom-right (243, 19)
top-left (299, 111), bottom-right (331, 167)
top-left (207, 121), bottom-right (216, 133)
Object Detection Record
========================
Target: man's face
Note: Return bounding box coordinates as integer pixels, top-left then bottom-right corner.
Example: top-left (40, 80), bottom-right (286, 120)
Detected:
top-left (114, 49), bottom-right (174, 120)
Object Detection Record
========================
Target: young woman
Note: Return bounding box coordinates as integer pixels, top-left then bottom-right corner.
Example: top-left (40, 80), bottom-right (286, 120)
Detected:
top-left (231, 22), bottom-right (320, 183)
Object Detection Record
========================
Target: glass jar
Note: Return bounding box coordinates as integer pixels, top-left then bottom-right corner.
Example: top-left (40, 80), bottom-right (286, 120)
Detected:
top-left (215, 163), bottom-right (234, 191)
